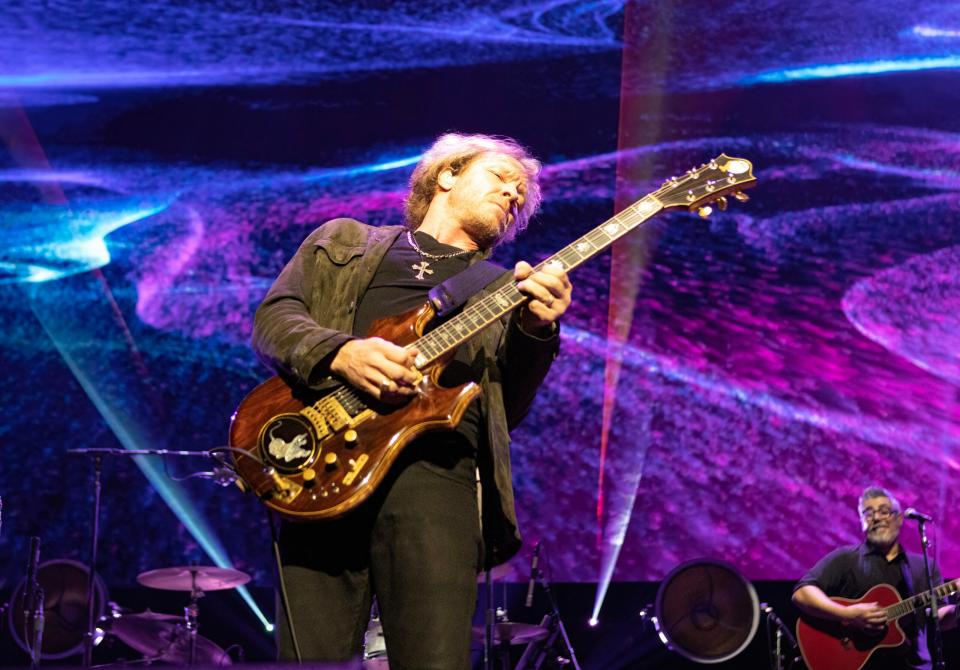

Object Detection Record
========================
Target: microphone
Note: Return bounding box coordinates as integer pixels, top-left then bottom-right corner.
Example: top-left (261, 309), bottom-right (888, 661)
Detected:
top-left (524, 541), bottom-right (541, 608)
top-left (23, 536), bottom-right (41, 618)
top-left (904, 508), bottom-right (933, 522)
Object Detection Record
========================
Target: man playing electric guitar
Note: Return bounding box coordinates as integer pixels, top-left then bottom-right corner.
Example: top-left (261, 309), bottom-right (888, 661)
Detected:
top-left (252, 133), bottom-right (572, 668)
top-left (793, 486), bottom-right (958, 669)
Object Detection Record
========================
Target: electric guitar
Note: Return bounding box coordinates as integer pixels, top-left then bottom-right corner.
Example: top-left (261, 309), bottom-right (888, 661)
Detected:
top-left (796, 578), bottom-right (960, 670)
top-left (228, 155), bottom-right (756, 520)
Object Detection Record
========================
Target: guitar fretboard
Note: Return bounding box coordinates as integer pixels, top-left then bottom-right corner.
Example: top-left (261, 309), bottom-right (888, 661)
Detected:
top-left (885, 578), bottom-right (959, 621)
top-left (410, 193), bottom-right (665, 369)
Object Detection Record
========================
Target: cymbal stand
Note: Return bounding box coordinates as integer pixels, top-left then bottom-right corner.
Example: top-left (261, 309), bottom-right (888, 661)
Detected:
top-left (185, 570), bottom-right (203, 667)
top-left (66, 447), bottom-right (220, 667)
top-left (483, 566), bottom-right (495, 670)
top-left (28, 593), bottom-right (45, 668)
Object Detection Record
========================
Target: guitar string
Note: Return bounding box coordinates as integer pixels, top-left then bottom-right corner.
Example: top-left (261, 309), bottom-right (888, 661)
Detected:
top-left (320, 159), bottom-right (751, 419)
top-left (410, 161), bottom-right (750, 363)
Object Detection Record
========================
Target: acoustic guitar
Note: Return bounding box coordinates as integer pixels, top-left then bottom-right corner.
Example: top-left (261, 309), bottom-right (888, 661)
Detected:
top-left (796, 578), bottom-right (959, 670)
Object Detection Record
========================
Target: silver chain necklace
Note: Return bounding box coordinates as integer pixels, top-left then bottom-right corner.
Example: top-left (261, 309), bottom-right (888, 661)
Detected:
top-left (406, 230), bottom-right (473, 261)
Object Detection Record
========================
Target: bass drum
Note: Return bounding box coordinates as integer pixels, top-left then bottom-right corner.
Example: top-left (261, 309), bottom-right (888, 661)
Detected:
top-left (362, 614), bottom-right (389, 669)
top-left (7, 559), bottom-right (107, 660)
top-left (654, 558), bottom-right (759, 664)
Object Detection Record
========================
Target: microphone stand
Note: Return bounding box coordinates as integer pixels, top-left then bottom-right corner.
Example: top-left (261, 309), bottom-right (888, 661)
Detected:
top-left (535, 551), bottom-right (581, 670)
top-left (763, 604), bottom-right (798, 670)
top-left (915, 517), bottom-right (945, 670)
top-left (24, 537), bottom-right (44, 668)
top-left (66, 447), bottom-right (220, 667)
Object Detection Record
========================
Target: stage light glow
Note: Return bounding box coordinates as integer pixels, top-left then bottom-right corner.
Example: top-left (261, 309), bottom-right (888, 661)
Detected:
top-left (745, 56), bottom-right (960, 84)
top-left (561, 325), bottom-right (959, 459)
top-left (0, 2), bottom-right (622, 91)
top-left (912, 25), bottom-right (960, 38)
top-left (588, 617), bottom-right (599, 627)
top-left (0, 196), bottom-right (172, 284)
top-left (301, 154), bottom-right (422, 182)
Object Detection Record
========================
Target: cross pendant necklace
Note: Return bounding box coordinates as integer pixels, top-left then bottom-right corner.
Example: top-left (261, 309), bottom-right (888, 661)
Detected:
top-left (412, 260), bottom-right (433, 280)
top-left (407, 230), bottom-right (471, 279)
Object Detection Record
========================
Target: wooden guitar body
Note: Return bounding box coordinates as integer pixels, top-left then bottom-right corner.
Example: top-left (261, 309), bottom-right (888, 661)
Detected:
top-left (229, 303), bottom-right (480, 520)
top-left (795, 584), bottom-right (906, 670)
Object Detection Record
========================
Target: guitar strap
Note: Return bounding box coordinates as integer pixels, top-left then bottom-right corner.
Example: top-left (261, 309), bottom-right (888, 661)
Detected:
top-left (428, 260), bottom-right (511, 318)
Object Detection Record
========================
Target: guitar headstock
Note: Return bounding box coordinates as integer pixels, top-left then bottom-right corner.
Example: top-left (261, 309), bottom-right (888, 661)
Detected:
top-left (657, 154), bottom-right (756, 217)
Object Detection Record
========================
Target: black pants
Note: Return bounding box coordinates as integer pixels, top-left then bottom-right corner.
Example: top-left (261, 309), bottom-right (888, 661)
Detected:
top-left (277, 439), bottom-right (481, 670)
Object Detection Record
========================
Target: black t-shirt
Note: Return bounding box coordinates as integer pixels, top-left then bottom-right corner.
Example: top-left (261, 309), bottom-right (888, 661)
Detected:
top-left (353, 230), bottom-right (483, 457)
top-left (794, 543), bottom-right (943, 669)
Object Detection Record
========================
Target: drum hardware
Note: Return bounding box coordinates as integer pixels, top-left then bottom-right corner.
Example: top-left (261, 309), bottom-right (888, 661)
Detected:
top-left (471, 621), bottom-right (550, 646)
top-left (97, 607), bottom-right (232, 666)
top-left (761, 604), bottom-right (801, 670)
top-left (653, 558), bottom-right (760, 664)
top-left (136, 565), bottom-right (250, 667)
top-left (518, 544), bottom-right (581, 670)
top-left (66, 446), bottom-right (243, 667)
top-left (481, 542), bottom-right (580, 670)
top-left (362, 599), bottom-right (388, 669)
top-left (7, 559), bottom-right (107, 661)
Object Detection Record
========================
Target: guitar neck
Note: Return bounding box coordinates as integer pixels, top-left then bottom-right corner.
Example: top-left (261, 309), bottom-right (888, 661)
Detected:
top-left (410, 193), bottom-right (665, 369)
top-left (407, 153), bottom-right (756, 370)
top-left (885, 578), bottom-right (960, 621)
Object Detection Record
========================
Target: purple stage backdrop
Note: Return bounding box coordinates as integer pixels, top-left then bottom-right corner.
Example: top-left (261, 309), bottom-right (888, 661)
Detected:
top-left (1, 1), bottom-right (958, 604)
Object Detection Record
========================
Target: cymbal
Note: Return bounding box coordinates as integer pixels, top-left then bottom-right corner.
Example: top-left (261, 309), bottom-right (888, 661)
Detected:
top-left (472, 622), bottom-right (549, 645)
top-left (109, 612), bottom-right (230, 665)
top-left (108, 610), bottom-right (181, 653)
top-left (155, 630), bottom-right (232, 666)
top-left (137, 566), bottom-right (250, 592)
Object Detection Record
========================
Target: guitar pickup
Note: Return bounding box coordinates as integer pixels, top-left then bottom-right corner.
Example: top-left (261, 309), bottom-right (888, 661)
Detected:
top-left (342, 454), bottom-right (369, 486)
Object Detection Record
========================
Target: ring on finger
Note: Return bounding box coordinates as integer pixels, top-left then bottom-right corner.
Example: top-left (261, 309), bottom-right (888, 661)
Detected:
top-left (379, 378), bottom-right (392, 392)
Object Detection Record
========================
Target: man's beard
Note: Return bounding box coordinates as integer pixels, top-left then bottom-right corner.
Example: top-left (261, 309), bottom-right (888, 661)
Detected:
top-left (460, 213), bottom-right (505, 250)
top-left (866, 524), bottom-right (898, 548)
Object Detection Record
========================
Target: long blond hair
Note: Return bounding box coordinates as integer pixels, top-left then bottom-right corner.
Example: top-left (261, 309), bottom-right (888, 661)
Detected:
top-left (404, 133), bottom-right (542, 242)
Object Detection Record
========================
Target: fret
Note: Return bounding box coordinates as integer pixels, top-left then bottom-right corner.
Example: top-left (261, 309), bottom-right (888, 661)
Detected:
top-left (884, 578), bottom-right (960, 621)
top-left (439, 330), bottom-right (457, 347)
top-left (477, 302), bottom-right (496, 321)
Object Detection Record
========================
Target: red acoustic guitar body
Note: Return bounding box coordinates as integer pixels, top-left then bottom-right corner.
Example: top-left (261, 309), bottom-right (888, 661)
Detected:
top-left (796, 584), bottom-right (906, 670)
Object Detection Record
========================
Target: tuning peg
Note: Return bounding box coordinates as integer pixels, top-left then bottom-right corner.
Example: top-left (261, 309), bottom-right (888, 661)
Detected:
top-left (697, 206), bottom-right (713, 218)
top-left (732, 191), bottom-right (750, 202)
top-left (716, 196), bottom-right (728, 211)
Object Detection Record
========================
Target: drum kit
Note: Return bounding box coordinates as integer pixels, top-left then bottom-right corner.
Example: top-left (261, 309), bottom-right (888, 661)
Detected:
top-left (9, 561), bottom-right (250, 666)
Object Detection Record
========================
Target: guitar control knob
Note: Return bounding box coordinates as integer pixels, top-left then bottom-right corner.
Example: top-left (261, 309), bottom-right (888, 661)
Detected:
top-left (324, 452), bottom-right (338, 467)
top-left (302, 468), bottom-right (316, 488)
top-left (344, 429), bottom-right (358, 446)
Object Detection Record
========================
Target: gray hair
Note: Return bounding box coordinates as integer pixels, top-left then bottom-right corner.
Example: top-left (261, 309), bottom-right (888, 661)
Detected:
top-left (404, 132), bottom-right (542, 242)
top-left (857, 486), bottom-right (901, 514)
